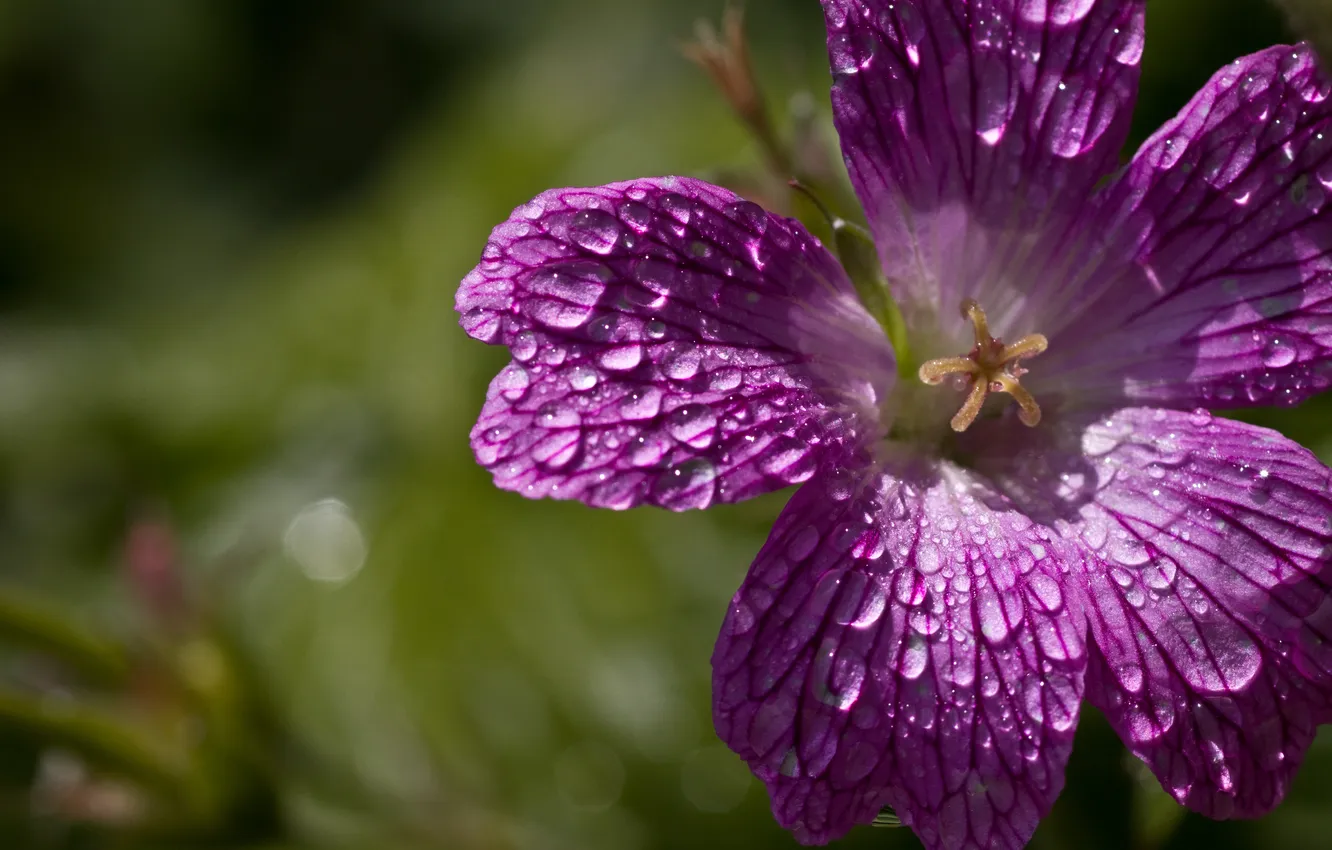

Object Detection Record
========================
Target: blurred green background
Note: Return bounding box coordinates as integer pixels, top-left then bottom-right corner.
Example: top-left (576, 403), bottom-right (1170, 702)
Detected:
top-left (3, 1), bottom-right (1332, 848)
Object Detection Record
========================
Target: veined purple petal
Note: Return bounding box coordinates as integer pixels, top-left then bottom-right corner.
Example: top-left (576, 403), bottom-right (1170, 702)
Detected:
top-left (975, 408), bottom-right (1332, 817)
top-left (1041, 45), bottom-right (1332, 409)
top-left (712, 451), bottom-right (1087, 848)
top-left (457, 177), bottom-right (895, 510)
top-left (821, 0), bottom-right (1144, 320)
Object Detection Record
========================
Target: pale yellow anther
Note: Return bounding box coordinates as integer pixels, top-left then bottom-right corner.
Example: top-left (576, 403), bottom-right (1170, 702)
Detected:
top-left (916, 300), bottom-right (1049, 432)
top-left (950, 379), bottom-right (991, 432)
top-left (1000, 334), bottom-right (1048, 363)
top-left (995, 374), bottom-right (1043, 427)
top-left (962, 299), bottom-right (991, 346)
top-left (917, 357), bottom-right (978, 385)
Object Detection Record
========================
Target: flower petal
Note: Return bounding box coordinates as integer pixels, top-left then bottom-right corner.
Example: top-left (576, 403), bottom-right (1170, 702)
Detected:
top-left (457, 177), bottom-right (895, 510)
top-left (821, 0), bottom-right (1144, 316)
top-left (712, 452), bottom-right (1087, 848)
top-left (1042, 45), bottom-right (1332, 409)
top-left (974, 407), bottom-right (1332, 817)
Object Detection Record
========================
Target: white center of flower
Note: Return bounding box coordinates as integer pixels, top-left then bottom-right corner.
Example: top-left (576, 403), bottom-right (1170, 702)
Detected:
top-left (917, 299), bottom-right (1048, 432)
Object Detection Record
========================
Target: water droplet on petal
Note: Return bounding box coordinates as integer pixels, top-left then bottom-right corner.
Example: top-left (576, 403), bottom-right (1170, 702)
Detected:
top-left (709, 367), bottom-right (742, 392)
top-left (1261, 338), bottom-right (1297, 368)
top-left (599, 344), bottom-right (643, 371)
top-left (512, 331), bottom-right (539, 362)
top-left (652, 459), bottom-right (718, 510)
top-left (660, 193), bottom-right (694, 225)
top-left (786, 526), bottom-right (820, 561)
top-left (495, 363), bottom-right (530, 400)
top-left (537, 402), bottom-right (581, 429)
top-left (900, 634), bottom-right (928, 679)
top-left (462, 307), bottom-right (500, 341)
top-left (568, 365), bottom-right (598, 391)
top-left (978, 594), bottom-right (1010, 644)
top-left (893, 570), bottom-right (926, 606)
top-left (811, 640), bottom-right (866, 710)
top-left (525, 267), bottom-right (607, 328)
top-left (569, 209), bottom-right (624, 254)
top-left (619, 387), bottom-right (662, 421)
top-left (1081, 431), bottom-right (1122, 457)
top-left (1142, 557), bottom-right (1178, 591)
top-left (666, 404), bottom-right (718, 448)
top-left (908, 607), bottom-right (942, 636)
top-left (618, 201), bottom-right (654, 233)
top-left (1109, 537), bottom-right (1150, 567)
top-left (759, 437), bottom-right (815, 483)
top-left (662, 346), bottom-right (702, 380)
top-left (1027, 573), bottom-right (1063, 612)
top-left (628, 432), bottom-right (671, 466)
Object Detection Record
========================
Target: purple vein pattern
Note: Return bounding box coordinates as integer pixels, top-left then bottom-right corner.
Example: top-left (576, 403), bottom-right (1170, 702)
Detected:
top-left (457, 1), bottom-right (1332, 848)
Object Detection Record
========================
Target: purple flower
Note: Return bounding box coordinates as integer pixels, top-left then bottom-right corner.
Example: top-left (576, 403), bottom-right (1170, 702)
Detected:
top-left (456, 1), bottom-right (1332, 847)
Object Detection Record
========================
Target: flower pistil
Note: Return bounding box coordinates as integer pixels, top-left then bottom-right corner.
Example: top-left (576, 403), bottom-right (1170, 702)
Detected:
top-left (918, 299), bottom-right (1048, 432)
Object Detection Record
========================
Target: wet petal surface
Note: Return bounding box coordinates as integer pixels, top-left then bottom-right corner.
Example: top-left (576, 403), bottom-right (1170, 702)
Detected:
top-left (713, 452), bottom-right (1087, 848)
top-left (820, 0), bottom-right (1144, 325)
top-left (975, 407), bottom-right (1332, 817)
top-left (1044, 45), bottom-right (1332, 409)
top-left (457, 177), bottom-right (895, 509)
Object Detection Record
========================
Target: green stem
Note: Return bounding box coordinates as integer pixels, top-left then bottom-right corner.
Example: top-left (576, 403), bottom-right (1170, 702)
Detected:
top-left (831, 220), bottom-right (916, 378)
top-left (0, 590), bottom-right (128, 684)
top-left (0, 690), bottom-right (186, 798)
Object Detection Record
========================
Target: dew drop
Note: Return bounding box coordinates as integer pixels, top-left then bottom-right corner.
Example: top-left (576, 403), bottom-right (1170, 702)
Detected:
top-left (628, 432), bottom-right (670, 466)
top-left (917, 544), bottom-right (943, 574)
top-left (1142, 557), bottom-right (1178, 591)
top-left (537, 402), bottom-right (581, 429)
top-left (651, 458), bottom-right (718, 510)
top-left (618, 201), bottom-right (654, 233)
top-left (759, 437), bottom-right (815, 483)
top-left (569, 209), bottom-right (623, 254)
top-left (495, 363), bottom-right (531, 400)
top-left (1027, 573), bottom-right (1063, 612)
top-left (1081, 431), bottom-right (1122, 457)
top-left (598, 344), bottom-right (643, 371)
top-left (526, 267), bottom-right (607, 324)
top-left (618, 386), bottom-right (662, 421)
top-left (901, 634), bottom-right (929, 679)
top-left (1261, 338), bottom-right (1298, 368)
top-left (724, 200), bottom-right (768, 234)
top-left (666, 404), bottom-right (718, 448)
top-left (893, 570), bottom-right (927, 606)
top-left (512, 330), bottom-right (539, 361)
top-left (532, 430), bottom-right (579, 467)
top-left (482, 425), bottom-right (511, 444)
top-left (1023, 680), bottom-right (1045, 723)
top-left (660, 193), bottom-right (694, 225)
top-left (978, 594), bottom-right (1010, 644)
top-left (462, 307), bottom-right (500, 341)
top-left (662, 346), bottom-right (703, 380)
top-left (811, 640), bottom-right (865, 710)
top-left (1109, 537), bottom-right (1150, 567)
top-left (787, 526), bottom-right (821, 561)
top-left (908, 607), bottom-right (942, 636)
top-left (1080, 520), bottom-right (1108, 550)
top-left (568, 365), bottom-right (598, 391)
top-left (709, 367), bottom-right (743, 392)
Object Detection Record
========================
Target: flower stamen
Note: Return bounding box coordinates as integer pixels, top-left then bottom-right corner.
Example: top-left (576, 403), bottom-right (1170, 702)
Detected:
top-left (917, 299), bottom-right (1048, 432)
